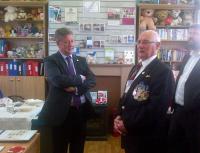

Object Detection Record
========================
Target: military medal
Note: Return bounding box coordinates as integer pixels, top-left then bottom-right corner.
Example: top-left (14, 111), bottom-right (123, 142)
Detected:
top-left (132, 81), bottom-right (149, 101)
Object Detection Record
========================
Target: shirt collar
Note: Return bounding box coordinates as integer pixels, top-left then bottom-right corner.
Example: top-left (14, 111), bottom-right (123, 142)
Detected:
top-left (140, 55), bottom-right (157, 68)
top-left (190, 50), bottom-right (200, 56)
top-left (59, 51), bottom-right (73, 60)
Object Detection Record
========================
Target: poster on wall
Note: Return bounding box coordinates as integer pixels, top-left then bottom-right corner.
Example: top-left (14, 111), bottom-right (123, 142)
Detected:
top-left (124, 50), bottom-right (134, 64)
top-left (107, 8), bottom-right (121, 26)
top-left (64, 7), bottom-right (78, 24)
top-left (121, 8), bottom-right (135, 25)
top-left (105, 48), bottom-right (114, 63)
top-left (83, 0), bottom-right (100, 13)
top-left (49, 6), bottom-right (62, 23)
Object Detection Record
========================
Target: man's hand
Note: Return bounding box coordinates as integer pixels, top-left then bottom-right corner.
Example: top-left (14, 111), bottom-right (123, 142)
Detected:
top-left (64, 87), bottom-right (76, 93)
top-left (114, 115), bottom-right (127, 135)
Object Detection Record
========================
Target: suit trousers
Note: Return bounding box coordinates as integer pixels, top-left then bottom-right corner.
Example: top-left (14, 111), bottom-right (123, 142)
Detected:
top-left (51, 106), bottom-right (87, 153)
top-left (168, 104), bottom-right (200, 153)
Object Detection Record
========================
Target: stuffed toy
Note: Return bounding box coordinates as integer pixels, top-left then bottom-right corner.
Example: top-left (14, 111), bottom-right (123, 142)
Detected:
top-left (154, 10), bottom-right (169, 26)
top-left (116, 55), bottom-right (124, 64)
top-left (17, 8), bottom-right (27, 20)
top-left (4, 24), bottom-right (12, 37)
top-left (4, 6), bottom-right (17, 22)
top-left (182, 11), bottom-right (193, 26)
top-left (179, 0), bottom-right (194, 4)
top-left (139, 9), bottom-right (156, 30)
top-left (0, 27), bottom-right (5, 37)
top-left (169, 10), bottom-right (182, 26)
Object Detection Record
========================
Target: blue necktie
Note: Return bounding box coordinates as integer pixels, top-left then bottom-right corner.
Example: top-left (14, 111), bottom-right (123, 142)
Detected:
top-left (66, 56), bottom-right (81, 108)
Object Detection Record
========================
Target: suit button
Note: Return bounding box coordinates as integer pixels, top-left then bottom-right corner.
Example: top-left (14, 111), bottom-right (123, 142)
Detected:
top-left (122, 106), bottom-right (125, 110)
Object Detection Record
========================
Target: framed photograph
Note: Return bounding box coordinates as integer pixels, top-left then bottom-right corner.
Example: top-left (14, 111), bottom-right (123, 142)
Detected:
top-left (64, 7), bottom-right (78, 24)
top-left (79, 23), bottom-right (92, 32)
top-left (93, 23), bottom-right (105, 32)
top-left (48, 33), bottom-right (55, 42)
top-left (86, 36), bottom-right (93, 48)
top-left (93, 40), bottom-right (100, 48)
top-left (100, 40), bottom-right (105, 48)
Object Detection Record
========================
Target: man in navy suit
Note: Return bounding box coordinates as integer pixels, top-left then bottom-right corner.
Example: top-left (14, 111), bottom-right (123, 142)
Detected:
top-left (39, 27), bottom-right (96, 153)
top-left (114, 30), bottom-right (175, 153)
top-left (168, 24), bottom-right (200, 153)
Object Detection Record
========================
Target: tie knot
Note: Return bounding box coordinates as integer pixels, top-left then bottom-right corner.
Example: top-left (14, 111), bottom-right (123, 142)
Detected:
top-left (137, 62), bottom-right (142, 68)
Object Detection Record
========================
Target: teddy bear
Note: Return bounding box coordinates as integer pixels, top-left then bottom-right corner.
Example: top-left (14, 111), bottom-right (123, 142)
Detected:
top-left (17, 8), bottom-right (27, 20)
top-left (139, 9), bottom-right (156, 31)
top-left (169, 10), bottom-right (182, 26)
top-left (182, 11), bottom-right (193, 26)
top-left (4, 6), bottom-right (17, 22)
top-left (154, 10), bottom-right (169, 26)
top-left (0, 27), bottom-right (5, 37)
top-left (179, 0), bottom-right (194, 4)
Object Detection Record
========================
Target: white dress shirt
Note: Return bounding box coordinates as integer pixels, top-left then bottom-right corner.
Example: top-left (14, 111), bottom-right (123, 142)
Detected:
top-left (175, 51), bottom-right (200, 106)
top-left (59, 51), bottom-right (86, 104)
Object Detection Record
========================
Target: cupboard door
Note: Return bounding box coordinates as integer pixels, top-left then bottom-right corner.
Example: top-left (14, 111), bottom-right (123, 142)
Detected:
top-left (15, 76), bottom-right (45, 100)
top-left (0, 76), bottom-right (16, 97)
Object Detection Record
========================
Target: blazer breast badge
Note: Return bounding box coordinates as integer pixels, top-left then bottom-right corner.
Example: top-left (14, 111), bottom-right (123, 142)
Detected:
top-left (132, 81), bottom-right (149, 102)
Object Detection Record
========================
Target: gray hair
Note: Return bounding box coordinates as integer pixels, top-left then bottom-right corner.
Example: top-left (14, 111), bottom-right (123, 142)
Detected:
top-left (55, 27), bottom-right (73, 43)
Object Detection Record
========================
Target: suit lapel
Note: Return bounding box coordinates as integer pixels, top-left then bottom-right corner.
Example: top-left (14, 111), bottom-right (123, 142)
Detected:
top-left (186, 58), bottom-right (200, 83)
top-left (55, 52), bottom-right (68, 73)
top-left (130, 58), bottom-right (159, 88)
top-left (72, 55), bottom-right (80, 74)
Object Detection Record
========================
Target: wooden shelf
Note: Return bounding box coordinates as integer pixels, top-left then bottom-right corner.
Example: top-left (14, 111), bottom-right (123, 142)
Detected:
top-left (138, 4), bottom-right (196, 9)
top-left (161, 40), bottom-right (187, 42)
top-left (0, 37), bottom-right (44, 39)
top-left (0, 19), bottom-right (43, 22)
top-left (0, 1), bottom-right (47, 7)
top-left (0, 58), bottom-right (43, 60)
top-left (157, 25), bottom-right (190, 29)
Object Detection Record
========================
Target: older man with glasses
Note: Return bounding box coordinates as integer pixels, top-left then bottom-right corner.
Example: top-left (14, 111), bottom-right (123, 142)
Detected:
top-left (114, 30), bottom-right (175, 153)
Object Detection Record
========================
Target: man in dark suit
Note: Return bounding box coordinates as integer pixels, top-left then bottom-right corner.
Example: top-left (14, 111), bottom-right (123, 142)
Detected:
top-left (114, 30), bottom-right (175, 153)
top-left (39, 27), bottom-right (96, 153)
top-left (168, 24), bottom-right (200, 153)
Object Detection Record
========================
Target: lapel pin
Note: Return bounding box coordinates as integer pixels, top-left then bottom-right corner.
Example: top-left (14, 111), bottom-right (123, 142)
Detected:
top-left (145, 75), bottom-right (151, 78)
top-left (76, 59), bottom-right (79, 61)
top-left (142, 72), bottom-right (145, 75)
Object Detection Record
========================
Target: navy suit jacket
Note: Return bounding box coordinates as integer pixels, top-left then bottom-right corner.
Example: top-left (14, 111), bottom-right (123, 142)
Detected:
top-left (120, 58), bottom-right (175, 153)
top-left (39, 52), bottom-right (96, 126)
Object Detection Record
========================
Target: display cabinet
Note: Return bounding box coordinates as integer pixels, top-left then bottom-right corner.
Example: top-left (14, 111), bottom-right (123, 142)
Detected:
top-left (0, 1), bottom-right (47, 99)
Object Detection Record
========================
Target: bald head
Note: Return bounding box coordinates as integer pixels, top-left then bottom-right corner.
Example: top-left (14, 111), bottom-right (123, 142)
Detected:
top-left (139, 30), bottom-right (161, 43)
top-left (137, 30), bottom-right (161, 61)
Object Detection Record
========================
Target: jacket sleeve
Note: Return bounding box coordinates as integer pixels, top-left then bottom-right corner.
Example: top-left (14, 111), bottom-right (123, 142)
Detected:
top-left (123, 67), bottom-right (175, 130)
top-left (45, 57), bottom-right (83, 88)
top-left (77, 58), bottom-right (96, 95)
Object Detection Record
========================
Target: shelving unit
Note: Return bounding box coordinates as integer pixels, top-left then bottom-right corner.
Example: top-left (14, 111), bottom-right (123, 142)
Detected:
top-left (0, 1), bottom-right (48, 100)
top-left (137, 3), bottom-right (198, 71)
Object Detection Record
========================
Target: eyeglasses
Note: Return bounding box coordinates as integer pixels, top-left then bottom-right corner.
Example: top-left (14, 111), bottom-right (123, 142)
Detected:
top-left (136, 40), bottom-right (159, 45)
